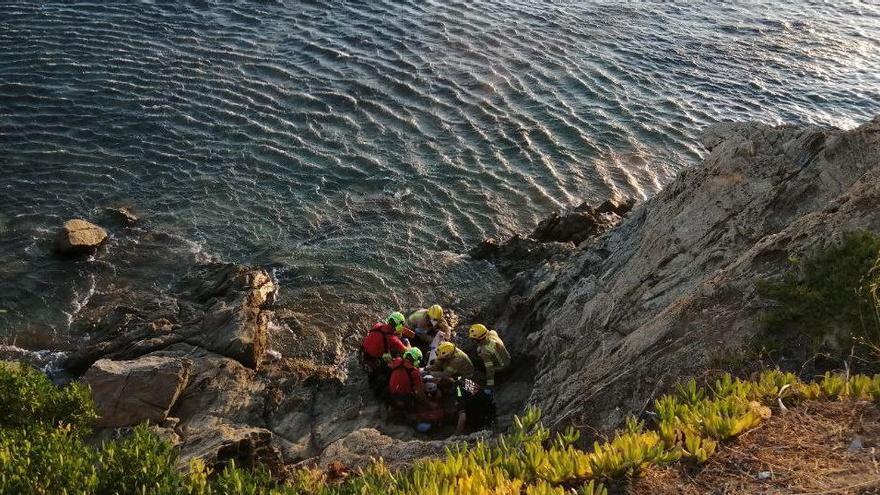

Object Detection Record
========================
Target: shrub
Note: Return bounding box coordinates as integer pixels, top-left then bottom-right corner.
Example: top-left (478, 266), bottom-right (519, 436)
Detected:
top-left (757, 231), bottom-right (880, 354)
top-left (0, 425), bottom-right (98, 495)
top-left (7, 362), bottom-right (880, 494)
top-left (0, 362), bottom-right (96, 430)
top-left (96, 424), bottom-right (185, 495)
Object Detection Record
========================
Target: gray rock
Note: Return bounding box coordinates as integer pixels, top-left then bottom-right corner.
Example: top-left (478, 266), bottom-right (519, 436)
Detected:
top-left (64, 263), bottom-right (276, 372)
top-left (490, 115), bottom-right (880, 432)
top-left (317, 428), bottom-right (489, 472)
top-left (848, 435), bottom-right (864, 453)
top-left (83, 356), bottom-right (191, 428)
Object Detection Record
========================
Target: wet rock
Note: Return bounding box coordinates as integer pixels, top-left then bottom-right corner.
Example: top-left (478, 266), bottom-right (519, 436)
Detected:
top-left (83, 356), bottom-right (191, 428)
top-left (106, 207), bottom-right (139, 227)
top-left (471, 197), bottom-right (633, 278)
top-left (469, 235), bottom-right (573, 276)
top-left (531, 197), bottom-right (634, 245)
top-left (593, 197), bottom-right (637, 216)
top-left (178, 265), bottom-right (276, 369)
top-left (64, 263), bottom-right (276, 372)
top-left (57, 219), bottom-right (107, 256)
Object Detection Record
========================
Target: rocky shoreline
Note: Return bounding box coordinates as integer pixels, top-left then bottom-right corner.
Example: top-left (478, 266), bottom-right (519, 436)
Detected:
top-left (9, 115), bottom-right (879, 475)
top-left (486, 115), bottom-right (880, 434)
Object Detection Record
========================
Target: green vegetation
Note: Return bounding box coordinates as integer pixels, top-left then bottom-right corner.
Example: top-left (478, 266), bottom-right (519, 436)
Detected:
top-left (757, 230), bottom-right (880, 356)
top-left (5, 361), bottom-right (880, 495)
top-left (0, 361), bottom-right (96, 430)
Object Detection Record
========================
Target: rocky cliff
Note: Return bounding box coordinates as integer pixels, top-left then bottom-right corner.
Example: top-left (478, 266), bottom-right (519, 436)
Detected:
top-left (489, 115), bottom-right (880, 432)
top-left (37, 115), bottom-right (880, 474)
top-left (45, 223), bottom-right (463, 474)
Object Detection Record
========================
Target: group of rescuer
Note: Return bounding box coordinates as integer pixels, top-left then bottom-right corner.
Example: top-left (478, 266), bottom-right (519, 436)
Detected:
top-left (359, 304), bottom-right (511, 434)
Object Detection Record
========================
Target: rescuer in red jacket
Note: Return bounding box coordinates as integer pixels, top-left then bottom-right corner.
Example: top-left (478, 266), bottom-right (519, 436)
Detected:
top-left (388, 347), bottom-right (424, 413)
top-left (360, 312), bottom-right (411, 397)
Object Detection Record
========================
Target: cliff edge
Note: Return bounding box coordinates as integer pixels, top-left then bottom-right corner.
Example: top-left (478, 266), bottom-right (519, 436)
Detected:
top-left (492, 116), bottom-right (880, 432)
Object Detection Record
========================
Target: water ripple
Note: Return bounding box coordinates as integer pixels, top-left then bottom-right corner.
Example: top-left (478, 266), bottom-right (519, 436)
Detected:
top-left (1, 0), bottom-right (879, 345)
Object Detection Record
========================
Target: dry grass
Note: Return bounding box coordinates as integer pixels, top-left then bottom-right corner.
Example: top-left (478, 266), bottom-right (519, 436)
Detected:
top-left (629, 401), bottom-right (880, 495)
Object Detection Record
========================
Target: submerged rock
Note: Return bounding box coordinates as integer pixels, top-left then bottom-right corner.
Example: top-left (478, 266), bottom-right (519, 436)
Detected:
top-left (83, 356), bottom-right (191, 428)
top-left (56, 219), bottom-right (107, 255)
top-left (106, 207), bottom-right (139, 227)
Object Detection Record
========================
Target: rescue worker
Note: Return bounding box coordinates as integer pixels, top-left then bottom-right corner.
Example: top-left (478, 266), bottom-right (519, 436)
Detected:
top-left (360, 312), bottom-right (410, 396)
top-left (408, 304), bottom-right (451, 363)
top-left (428, 341), bottom-right (474, 380)
top-left (453, 377), bottom-right (496, 434)
top-left (408, 304), bottom-right (450, 334)
top-left (388, 347), bottom-right (424, 414)
top-left (468, 323), bottom-right (511, 388)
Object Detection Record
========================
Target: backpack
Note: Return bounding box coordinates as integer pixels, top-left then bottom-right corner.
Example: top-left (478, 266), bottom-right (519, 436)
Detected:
top-left (389, 361), bottom-right (416, 396)
top-left (359, 325), bottom-right (392, 373)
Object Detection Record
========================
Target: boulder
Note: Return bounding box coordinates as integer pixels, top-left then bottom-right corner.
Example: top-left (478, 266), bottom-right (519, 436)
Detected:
top-left (64, 263), bottom-right (276, 372)
top-left (83, 356), bottom-right (192, 428)
top-left (317, 428), bottom-right (489, 472)
top-left (180, 424), bottom-right (285, 477)
top-left (179, 265), bottom-right (276, 368)
top-left (57, 219), bottom-right (107, 255)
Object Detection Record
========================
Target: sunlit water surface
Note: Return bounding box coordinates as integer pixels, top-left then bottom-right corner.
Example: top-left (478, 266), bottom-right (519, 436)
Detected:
top-left (1, 1), bottom-right (878, 350)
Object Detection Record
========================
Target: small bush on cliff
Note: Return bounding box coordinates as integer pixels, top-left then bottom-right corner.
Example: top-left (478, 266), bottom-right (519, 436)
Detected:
top-left (0, 425), bottom-right (99, 494)
top-left (0, 361), bottom-right (96, 430)
top-left (757, 230), bottom-right (880, 357)
top-left (96, 425), bottom-right (184, 495)
top-left (0, 364), bottom-right (188, 495)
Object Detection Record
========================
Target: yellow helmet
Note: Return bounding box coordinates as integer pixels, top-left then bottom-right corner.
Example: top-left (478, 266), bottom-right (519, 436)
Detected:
top-left (469, 324), bottom-right (489, 340)
top-left (436, 341), bottom-right (456, 359)
top-left (427, 304), bottom-right (443, 321)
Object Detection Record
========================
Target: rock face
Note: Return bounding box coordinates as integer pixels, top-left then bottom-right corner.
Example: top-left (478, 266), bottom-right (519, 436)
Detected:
top-left (490, 116), bottom-right (880, 433)
top-left (57, 219), bottom-right (107, 255)
top-left (83, 356), bottom-right (191, 428)
top-left (66, 263), bottom-right (275, 373)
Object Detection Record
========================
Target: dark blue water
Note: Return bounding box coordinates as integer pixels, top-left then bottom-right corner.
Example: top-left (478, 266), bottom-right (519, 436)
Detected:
top-left (2, 1), bottom-right (879, 349)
